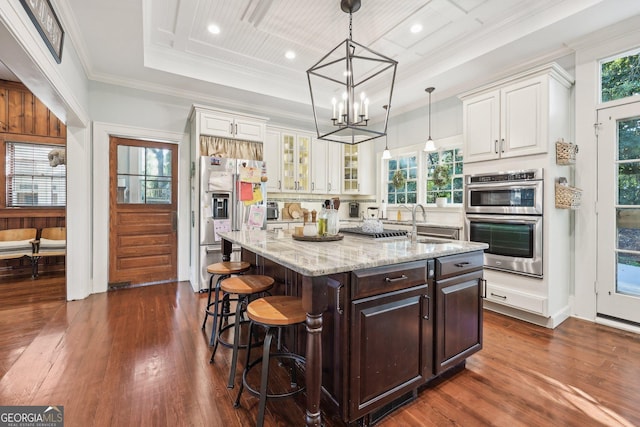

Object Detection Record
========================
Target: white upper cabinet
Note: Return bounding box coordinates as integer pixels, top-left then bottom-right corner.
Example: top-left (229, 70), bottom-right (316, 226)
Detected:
top-left (342, 143), bottom-right (374, 195)
top-left (199, 110), bottom-right (266, 142)
top-left (264, 129), bottom-right (282, 193)
top-left (281, 131), bottom-right (311, 192)
top-left (327, 142), bottom-right (342, 194)
top-left (460, 63), bottom-right (573, 163)
top-left (311, 138), bottom-right (329, 194)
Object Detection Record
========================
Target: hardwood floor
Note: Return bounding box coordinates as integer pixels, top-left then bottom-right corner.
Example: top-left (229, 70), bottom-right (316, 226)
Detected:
top-left (1, 279), bottom-right (639, 427)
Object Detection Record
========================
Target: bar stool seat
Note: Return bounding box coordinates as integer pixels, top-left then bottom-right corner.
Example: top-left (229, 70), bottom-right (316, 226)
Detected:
top-left (211, 275), bottom-right (275, 388)
top-left (201, 261), bottom-right (251, 346)
top-left (234, 295), bottom-right (307, 427)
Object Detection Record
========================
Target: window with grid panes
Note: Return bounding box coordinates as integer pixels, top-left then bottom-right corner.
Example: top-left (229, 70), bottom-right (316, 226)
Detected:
top-left (425, 148), bottom-right (463, 204)
top-left (6, 142), bottom-right (66, 207)
top-left (386, 155), bottom-right (418, 204)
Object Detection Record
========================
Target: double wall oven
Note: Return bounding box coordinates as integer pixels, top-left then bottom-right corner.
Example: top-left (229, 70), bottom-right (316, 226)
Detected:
top-left (465, 169), bottom-right (543, 278)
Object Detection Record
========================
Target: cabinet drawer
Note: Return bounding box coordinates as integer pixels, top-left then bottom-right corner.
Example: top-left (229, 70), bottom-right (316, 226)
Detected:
top-left (436, 251), bottom-right (483, 280)
top-left (485, 283), bottom-right (547, 315)
top-left (352, 260), bottom-right (429, 299)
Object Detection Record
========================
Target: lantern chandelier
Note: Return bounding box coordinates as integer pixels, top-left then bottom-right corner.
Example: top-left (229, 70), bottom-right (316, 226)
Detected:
top-left (307, 0), bottom-right (398, 145)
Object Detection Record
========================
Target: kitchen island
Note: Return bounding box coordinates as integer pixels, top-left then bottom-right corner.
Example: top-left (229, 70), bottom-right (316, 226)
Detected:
top-left (220, 229), bottom-right (487, 426)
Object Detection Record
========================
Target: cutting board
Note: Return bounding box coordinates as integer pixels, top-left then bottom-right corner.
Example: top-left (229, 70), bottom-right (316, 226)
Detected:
top-left (282, 202), bottom-right (302, 220)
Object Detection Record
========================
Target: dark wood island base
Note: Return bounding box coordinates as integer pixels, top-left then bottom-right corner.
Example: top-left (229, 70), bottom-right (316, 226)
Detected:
top-left (221, 233), bottom-right (486, 426)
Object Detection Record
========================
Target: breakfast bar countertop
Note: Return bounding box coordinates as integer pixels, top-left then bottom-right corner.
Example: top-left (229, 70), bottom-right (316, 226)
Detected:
top-left (218, 229), bottom-right (487, 277)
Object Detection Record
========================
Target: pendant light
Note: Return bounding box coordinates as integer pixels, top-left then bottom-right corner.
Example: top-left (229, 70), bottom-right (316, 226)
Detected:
top-left (423, 87), bottom-right (436, 152)
top-left (307, 0), bottom-right (398, 145)
top-left (382, 105), bottom-right (391, 159)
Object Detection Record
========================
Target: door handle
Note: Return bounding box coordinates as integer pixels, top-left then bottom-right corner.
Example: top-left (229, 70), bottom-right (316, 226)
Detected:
top-left (171, 211), bottom-right (178, 232)
top-left (494, 140), bottom-right (499, 154)
top-left (501, 138), bottom-right (505, 153)
top-left (336, 284), bottom-right (344, 315)
top-left (422, 294), bottom-right (430, 320)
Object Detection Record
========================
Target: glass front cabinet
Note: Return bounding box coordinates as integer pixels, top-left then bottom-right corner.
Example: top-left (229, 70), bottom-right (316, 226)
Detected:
top-left (282, 132), bottom-right (311, 192)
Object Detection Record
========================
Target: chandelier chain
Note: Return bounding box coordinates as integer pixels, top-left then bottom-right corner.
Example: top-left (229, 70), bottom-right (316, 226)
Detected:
top-left (349, 12), bottom-right (353, 40)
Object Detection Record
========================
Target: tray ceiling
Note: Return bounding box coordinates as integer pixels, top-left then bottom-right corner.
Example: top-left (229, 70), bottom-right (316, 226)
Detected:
top-left (51, 0), bottom-right (640, 120)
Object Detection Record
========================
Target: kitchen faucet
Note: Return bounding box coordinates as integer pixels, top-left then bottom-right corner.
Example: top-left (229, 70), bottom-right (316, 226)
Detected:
top-left (399, 204), bottom-right (427, 242)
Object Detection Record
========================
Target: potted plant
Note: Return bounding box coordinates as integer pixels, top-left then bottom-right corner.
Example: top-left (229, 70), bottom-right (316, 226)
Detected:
top-left (432, 164), bottom-right (451, 207)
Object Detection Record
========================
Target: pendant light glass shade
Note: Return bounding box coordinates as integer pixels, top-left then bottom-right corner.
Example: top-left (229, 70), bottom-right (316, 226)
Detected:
top-left (423, 87), bottom-right (436, 152)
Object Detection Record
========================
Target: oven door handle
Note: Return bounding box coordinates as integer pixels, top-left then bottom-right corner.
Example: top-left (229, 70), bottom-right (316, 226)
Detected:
top-left (466, 181), bottom-right (542, 191)
top-left (465, 214), bottom-right (542, 225)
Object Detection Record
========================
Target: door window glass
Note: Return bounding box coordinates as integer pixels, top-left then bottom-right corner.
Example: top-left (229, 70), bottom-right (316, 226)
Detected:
top-left (117, 145), bottom-right (172, 204)
top-left (616, 115), bottom-right (640, 297)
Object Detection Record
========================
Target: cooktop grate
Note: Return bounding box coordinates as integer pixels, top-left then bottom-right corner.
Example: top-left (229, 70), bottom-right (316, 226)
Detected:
top-left (339, 227), bottom-right (408, 239)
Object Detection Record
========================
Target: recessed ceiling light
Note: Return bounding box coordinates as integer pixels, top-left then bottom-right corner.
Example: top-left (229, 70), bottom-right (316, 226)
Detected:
top-left (285, 50), bottom-right (296, 60)
top-left (410, 24), bottom-right (423, 34)
top-left (208, 24), bottom-right (221, 35)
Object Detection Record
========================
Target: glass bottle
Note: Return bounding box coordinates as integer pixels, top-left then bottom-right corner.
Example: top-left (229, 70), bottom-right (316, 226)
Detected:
top-left (317, 203), bottom-right (328, 236)
top-left (327, 200), bottom-right (338, 235)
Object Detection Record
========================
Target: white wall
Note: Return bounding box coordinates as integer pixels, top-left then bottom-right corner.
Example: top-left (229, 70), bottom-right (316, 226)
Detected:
top-left (0, 0), bottom-right (92, 300)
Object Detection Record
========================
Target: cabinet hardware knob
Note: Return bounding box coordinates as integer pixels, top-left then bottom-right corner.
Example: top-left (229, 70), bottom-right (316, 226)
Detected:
top-left (385, 274), bottom-right (408, 283)
top-left (336, 284), bottom-right (344, 315)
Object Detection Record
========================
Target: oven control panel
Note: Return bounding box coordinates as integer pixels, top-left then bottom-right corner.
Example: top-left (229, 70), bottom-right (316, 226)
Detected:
top-left (467, 169), bottom-right (542, 184)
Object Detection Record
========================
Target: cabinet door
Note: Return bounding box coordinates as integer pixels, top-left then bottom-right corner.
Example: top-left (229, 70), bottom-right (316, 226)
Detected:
top-left (200, 113), bottom-right (234, 138)
top-left (501, 76), bottom-right (547, 158)
top-left (434, 270), bottom-right (483, 374)
top-left (264, 130), bottom-right (282, 193)
top-left (281, 133), bottom-right (297, 191)
top-left (296, 134), bottom-right (311, 192)
top-left (234, 118), bottom-right (265, 142)
top-left (327, 142), bottom-right (342, 194)
top-left (462, 90), bottom-right (500, 163)
top-left (349, 284), bottom-right (433, 420)
top-left (342, 145), bottom-right (359, 193)
top-left (357, 143), bottom-right (374, 195)
top-left (311, 138), bottom-right (328, 193)
top-left (282, 132), bottom-right (311, 192)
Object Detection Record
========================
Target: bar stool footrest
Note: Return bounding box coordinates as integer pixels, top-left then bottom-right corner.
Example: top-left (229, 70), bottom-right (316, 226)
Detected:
top-left (241, 352), bottom-right (306, 400)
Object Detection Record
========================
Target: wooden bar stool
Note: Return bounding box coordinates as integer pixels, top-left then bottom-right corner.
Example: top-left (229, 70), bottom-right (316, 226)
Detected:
top-left (211, 275), bottom-right (275, 389)
top-left (233, 295), bottom-right (306, 427)
top-left (201, 261), bottom-right (251, 346)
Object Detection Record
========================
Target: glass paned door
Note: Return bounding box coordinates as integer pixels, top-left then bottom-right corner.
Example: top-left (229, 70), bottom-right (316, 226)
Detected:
top-left (597, 102), bottom-right (640, 324)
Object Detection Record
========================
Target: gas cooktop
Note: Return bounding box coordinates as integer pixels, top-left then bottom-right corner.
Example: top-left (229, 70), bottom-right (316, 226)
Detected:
top-left (339, 227), bottom-right (408, 239)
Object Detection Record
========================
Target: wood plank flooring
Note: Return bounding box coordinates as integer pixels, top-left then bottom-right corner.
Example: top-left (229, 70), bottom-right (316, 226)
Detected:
top-left (1, 279), bottom-right (639, 427)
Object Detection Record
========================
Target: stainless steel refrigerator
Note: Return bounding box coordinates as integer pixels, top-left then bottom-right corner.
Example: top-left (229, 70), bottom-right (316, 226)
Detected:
top-left (197, 155), bottom-right (267, 290)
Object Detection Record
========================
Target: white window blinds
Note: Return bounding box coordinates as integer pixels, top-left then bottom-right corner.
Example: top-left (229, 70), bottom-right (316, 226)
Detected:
top-left (6, 142), bottom-right (66, 207)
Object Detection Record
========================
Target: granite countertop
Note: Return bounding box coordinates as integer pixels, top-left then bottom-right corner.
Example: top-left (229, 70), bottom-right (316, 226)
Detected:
top-left (218, 229), bottom-right (486, 277)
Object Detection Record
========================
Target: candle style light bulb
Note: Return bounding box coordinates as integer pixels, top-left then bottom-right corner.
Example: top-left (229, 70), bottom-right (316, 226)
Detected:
top-left (364, 98), bottom-right (370, 120)
top-left (360, 93), bottom-right (366, 116)
top-left (331, 98), bottom-right (337, 120)
top-left (354, 102), bottom-right (359, 122)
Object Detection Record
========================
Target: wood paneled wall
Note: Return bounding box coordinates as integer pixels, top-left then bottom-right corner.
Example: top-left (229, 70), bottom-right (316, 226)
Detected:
top-left (0, 79), bottom-right (66, 278)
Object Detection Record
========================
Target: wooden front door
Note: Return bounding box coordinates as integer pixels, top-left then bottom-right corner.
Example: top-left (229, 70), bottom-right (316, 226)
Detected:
top-left (109, 137), bottom-right (178, 286)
